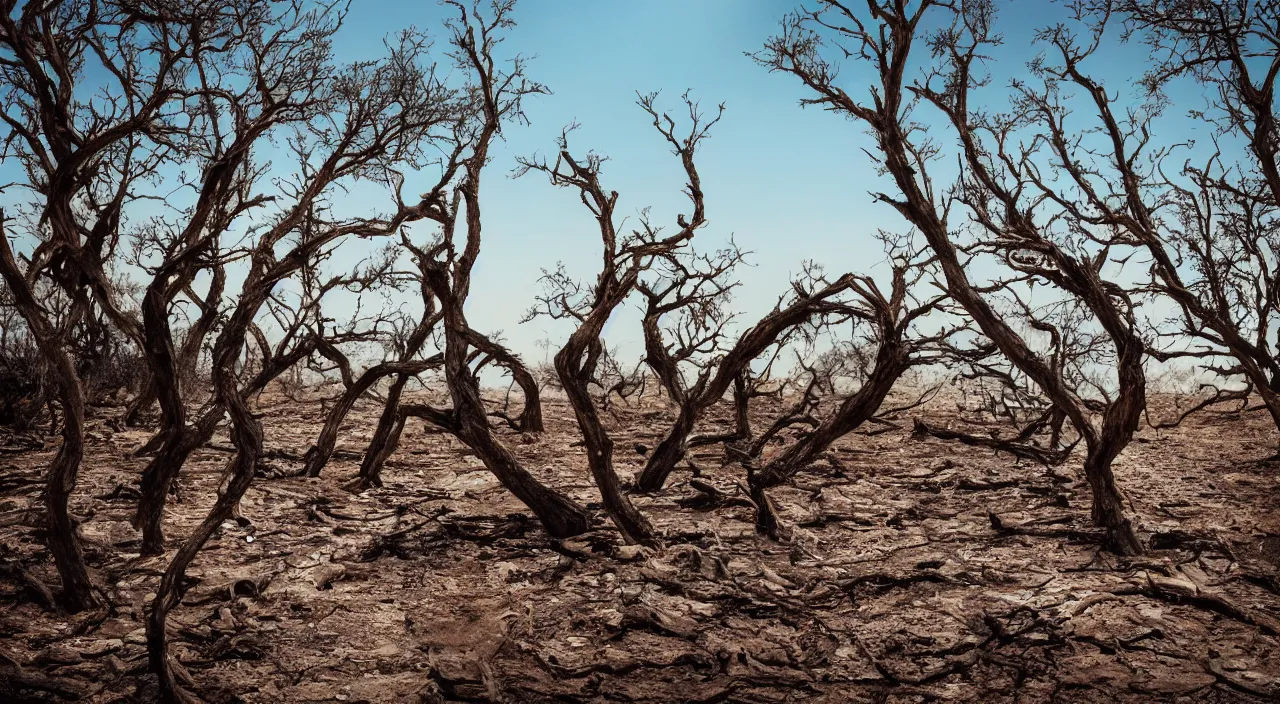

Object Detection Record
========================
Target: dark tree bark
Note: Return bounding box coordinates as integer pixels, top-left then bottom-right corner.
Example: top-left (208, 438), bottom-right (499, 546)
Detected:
top-left (134, 325), bottom-right (321, 555)
top-left (302, 358), bottom-right (440, 477)
top-left (142, 10), bottom-right (460, 695)
top-left (462, 327), bottom-right (544, 432)
top-left (750, 342), bottom-right (909, 538)
top-left (758, 1), bottom-right (1145, 554)
top-left (740, 260), bottom-right (946, 538)
top-left (148, 296), bottom-right (262, 704)
top-left (0, 213), bottom-right (97, 612)
top-left (519, 96), bottom-right (728, 544)
top-left (356, 383), bottom-right (411, 489)
top-left (635, 273), bottom-right (861, 492)
top-left (386, 1), bottom-right (593, 540)
top-left (755, 343), bottom-right (909, 484)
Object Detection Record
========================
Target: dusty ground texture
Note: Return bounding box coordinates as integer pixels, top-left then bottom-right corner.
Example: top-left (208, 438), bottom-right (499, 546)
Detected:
top-left (1, 390), bottom-right (1279, 703)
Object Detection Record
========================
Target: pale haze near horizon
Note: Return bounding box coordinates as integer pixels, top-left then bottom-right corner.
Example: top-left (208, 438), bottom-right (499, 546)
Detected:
top-left (0, 0), bottom-right (1216, 380)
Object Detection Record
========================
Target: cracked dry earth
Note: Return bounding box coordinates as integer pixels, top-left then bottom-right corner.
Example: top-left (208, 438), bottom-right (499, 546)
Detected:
top-left (1, 391), bottom-right (1279, 703)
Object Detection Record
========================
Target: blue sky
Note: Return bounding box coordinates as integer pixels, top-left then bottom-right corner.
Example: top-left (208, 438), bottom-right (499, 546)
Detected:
top-left (338, 0), bottom-right (888, 364)
top-left (326, 0), bottom-right (1203, 366)
top-left (2, 0), bottom-right (1225, 373)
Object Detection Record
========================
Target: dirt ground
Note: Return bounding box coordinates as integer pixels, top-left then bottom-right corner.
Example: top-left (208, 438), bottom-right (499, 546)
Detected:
top-left (1, 390), bottom-right (1278, 703)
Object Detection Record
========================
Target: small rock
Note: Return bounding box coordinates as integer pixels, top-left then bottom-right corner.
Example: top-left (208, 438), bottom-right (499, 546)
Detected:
top-left (614, 545), bottom-right (647, 562)
top-left (495, 561), bottom-right (523, 583)
top-left (211, 606), bottom-right (238, 632)
top-left (560, 538), bottom-right (592, 556)
top-left (759, 564), bottom-right (797, 590)
top-left (597, 609), bottom-right (624, 630)
top-left (307, 562), bottom-right (346, 590)
top-left (124, 628), bottom-right (147, 645)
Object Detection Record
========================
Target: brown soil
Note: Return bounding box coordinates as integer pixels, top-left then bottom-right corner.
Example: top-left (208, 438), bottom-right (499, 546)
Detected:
top-left (1, 392), bottom-right (1278, 703)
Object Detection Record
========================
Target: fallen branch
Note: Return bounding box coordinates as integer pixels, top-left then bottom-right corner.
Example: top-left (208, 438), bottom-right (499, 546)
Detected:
top-left (0, 652), bottom-right (88, 700)
top-left (988, 512), bottom-right (1105, 543)
top-left (913, 419), bottom-right (1074, 465)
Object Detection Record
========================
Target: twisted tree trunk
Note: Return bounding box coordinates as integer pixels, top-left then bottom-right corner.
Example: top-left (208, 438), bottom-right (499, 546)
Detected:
top-left (555, 340), bottom-right (656, 546)
top-left (134, 340), bottom-right (316, 555)
top-left (441, 316), bottom-right (592, 537)
top-left (355, 375), bottom-right (413, 489)
top-left (147, 298), bottom-right (262, 704)
top-left (749, 342), bottom-right (908, 538)
top-left (0, 219), bottom-right (97, 611)
top-left (303, 358), bottom-right (439, 478)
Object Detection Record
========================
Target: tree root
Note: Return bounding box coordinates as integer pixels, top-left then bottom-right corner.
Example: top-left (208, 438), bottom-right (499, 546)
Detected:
top-left (0, 652), bottom-right (89, 700)
top-left (1118, 570), bottom-right (1280, 637)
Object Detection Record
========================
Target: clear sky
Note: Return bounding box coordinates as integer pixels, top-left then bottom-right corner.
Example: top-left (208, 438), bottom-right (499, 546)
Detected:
top-left (339, 0), bottom-right (890, 365)
top-left (325, 0), bottom-right (1197, 367)
top-left (1, 0), bottom-right (1220, 372)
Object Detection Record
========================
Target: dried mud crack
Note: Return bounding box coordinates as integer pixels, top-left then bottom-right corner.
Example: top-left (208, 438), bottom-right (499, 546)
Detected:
top-left (1, 394), bottom-right (1277, 703)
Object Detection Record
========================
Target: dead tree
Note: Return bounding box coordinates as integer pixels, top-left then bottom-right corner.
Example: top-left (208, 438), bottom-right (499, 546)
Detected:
top-left (128, 0), bottom-right (360, 557)
top-left (122, 0), bottom-right (368, 554)
top-left (298, 248), bottom-right (446, 479)
top-left (391, 0), bottom-right (593, 541)
top-left (351, 186), bottom-right (551, 488)
top-left (144, 13), bottom-right (462, 702)
top-left (734, 355), bottom-right (822, 461)
top-left (738, 309), bottom-right (906, 464)
top-left (757, 0), bottom-right (1148, 554)
top-left (913, 297), bottom-right (1112, 466)
top-left (0, 0), bottom-right (207, 611)
top-left (0, 212), bottom-right (96, 611)
top-left (0, 1), bottom-right (164, 354)
top-left (348, 246), bottom-right (449, 489)
top-left (519, 92), bottom-right (724, 545)
top-left (633, 246), bottom-right (864, 492)
top-left (745, 255), bottom-right (952, 538)
top-left (303, 349), bottom-right (445, 478)
top-left (1055, 0), bottom-right (1280, 439)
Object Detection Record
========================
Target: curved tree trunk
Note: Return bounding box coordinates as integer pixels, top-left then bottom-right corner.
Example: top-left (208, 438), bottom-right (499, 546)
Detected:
top-left (303, 359), bottom-right (438, 478)
top-left (302, 383), bottom-right (368, 478)
top-left (435, 295), bottom-right (590, 537)
top-left (462, 327), bottom-right (543, 432)
top-left (555, 342), bottom-right (656, 546)
top-left (123, 380), bottom-right (157, 427)
top-left (134, 339), bottom-right (316, 555)
top-left (133, 417), bottom-right (217, 556)
top-left (133, 270), bottom-right (190, 556)
top-left (635, 278), bottom-right (859, 493)
top-left (635, 406), bottom-right (697, 492)
top-left (1084, 448), bottom-right (1142, 556)
top-left (448, 363), bottom-right (591, 537)
top-left (356, 374), bottom-right (412, 488)
top-left (0, 225), bottom-right (97, 611)
top-left (1082, 340), bottom-right (1145, 556)
top-left (749, 344), bottom-right (908, 538)
top-left (148, 282), bottom-right (266, 703)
